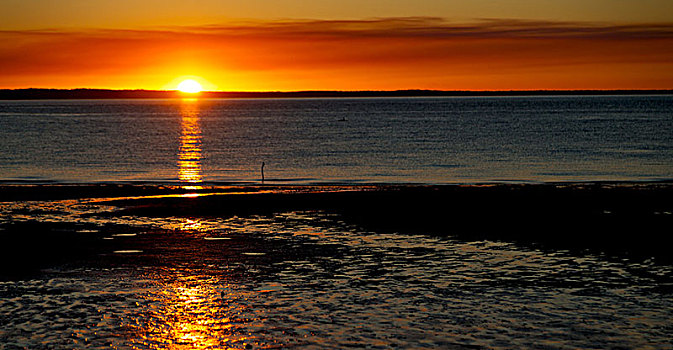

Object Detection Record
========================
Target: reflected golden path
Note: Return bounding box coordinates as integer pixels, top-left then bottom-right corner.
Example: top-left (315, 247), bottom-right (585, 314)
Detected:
top-left (128, 270), bottom-right (262, 349)
top-left (178, 99), bottom-right (203, 189)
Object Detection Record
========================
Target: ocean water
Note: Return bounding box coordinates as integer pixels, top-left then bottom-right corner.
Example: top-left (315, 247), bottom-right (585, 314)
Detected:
top-left (1, 96), bottom-right (672, 184)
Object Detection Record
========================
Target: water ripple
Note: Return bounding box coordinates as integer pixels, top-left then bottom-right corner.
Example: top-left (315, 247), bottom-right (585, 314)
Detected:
top-left (1, 205), bottom-right (672, 348)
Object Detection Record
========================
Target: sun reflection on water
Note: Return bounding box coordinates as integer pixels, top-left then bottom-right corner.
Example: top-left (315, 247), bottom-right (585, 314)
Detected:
top-left (175, 218), bottom-right (205, 232)
top-left (127, 272), bottom-right (260, 349)
top-left (178, 99), bottom-right (203, 190)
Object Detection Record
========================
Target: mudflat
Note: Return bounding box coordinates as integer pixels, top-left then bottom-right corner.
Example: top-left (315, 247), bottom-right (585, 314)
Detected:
top-left (1, 183), bottom-right (672, 348)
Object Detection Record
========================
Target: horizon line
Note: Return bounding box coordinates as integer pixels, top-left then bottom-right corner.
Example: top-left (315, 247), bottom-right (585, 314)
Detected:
top-left (1, 87), bottom-right (672, 100)
top-left (3, 87), bottom-right (673, 92)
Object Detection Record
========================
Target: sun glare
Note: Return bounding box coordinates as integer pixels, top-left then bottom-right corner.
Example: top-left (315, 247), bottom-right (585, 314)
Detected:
top-left (177, 79), bottom-right (203, 93)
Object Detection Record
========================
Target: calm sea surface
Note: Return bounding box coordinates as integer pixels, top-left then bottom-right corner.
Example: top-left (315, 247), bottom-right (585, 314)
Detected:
top-left (1, 96), bottom-right (672, 184)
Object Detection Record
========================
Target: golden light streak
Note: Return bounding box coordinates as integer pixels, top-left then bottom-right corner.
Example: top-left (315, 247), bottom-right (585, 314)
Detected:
top-left (128, 273), bottom-right (258, 348)
top-left (178, 99), bottom-right (203, 190)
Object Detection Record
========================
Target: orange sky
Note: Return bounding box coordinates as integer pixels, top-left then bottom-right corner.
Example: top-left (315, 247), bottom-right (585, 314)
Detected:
top-left (1, 2), bottom-right (672, 91)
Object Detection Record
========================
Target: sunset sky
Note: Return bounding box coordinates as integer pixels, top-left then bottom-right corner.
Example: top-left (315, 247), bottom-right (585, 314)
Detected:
top-left (1, 0), bottom-right (672, 91)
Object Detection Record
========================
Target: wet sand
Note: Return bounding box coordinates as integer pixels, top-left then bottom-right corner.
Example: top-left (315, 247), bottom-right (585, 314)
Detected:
top-left (2, 182), bottom-right (673, 276)
top-left (1, 183), bottom-right (672, 348)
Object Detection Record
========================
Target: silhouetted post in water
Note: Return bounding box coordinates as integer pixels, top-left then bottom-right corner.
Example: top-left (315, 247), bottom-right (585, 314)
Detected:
top-left (261, 162), bottom-right (265, 183)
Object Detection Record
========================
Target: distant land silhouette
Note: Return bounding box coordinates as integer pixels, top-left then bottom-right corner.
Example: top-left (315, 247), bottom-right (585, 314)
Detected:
top-left (1, 88), bottom-right (672, 99)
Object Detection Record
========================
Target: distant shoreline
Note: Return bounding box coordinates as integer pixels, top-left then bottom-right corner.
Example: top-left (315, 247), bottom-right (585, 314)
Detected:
top-left (1, 88), bottom-right (672, 100)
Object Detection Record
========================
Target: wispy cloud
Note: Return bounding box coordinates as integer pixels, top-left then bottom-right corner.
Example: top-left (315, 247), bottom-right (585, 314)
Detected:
top-left (165, 17), bottom-right (673, 39)
top-left (1, 18), bottom-right (672, 90)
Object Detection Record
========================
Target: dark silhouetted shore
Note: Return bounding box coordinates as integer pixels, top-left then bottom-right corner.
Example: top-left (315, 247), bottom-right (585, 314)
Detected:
top-left (2, 183), bottom-right (672, 276)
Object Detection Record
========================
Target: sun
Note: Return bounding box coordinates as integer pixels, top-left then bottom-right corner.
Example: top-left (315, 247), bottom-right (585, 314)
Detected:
top-left (177, 79), bottom-right (203, 93)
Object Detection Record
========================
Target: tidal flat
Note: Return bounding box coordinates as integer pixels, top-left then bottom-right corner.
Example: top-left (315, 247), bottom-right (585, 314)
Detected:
top-left (1, 183), bottom-right (672, 349)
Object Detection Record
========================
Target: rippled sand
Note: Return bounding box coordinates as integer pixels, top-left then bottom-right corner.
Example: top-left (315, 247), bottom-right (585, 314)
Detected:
top-left (1, 185), bottom-right (672, 349)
